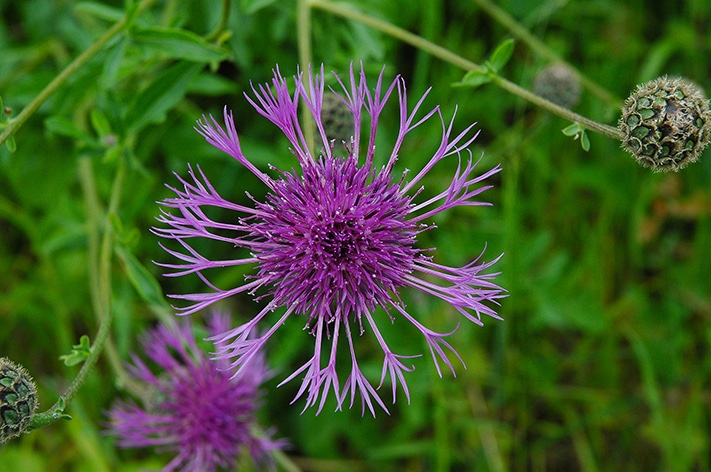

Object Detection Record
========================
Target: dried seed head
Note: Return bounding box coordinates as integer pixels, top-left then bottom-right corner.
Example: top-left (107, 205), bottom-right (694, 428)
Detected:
top-left (0, 358), bottom-right (38, 444)
top-left (619, 76), bottom-right (711, 172)
top-left (533, 63), bottom-right (582, 109)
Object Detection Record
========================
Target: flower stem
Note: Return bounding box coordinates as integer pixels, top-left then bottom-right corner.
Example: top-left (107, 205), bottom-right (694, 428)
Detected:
top-left (308, 0), bottom-right (623, 141)
top-left (0, 0), bottom-right (153, 148)
top-left (472, 0), bottom-right (621, 107)
top-left (297, 0), bottom-right (316, 154)
top-left (28, 159), bottom-right (126, 432)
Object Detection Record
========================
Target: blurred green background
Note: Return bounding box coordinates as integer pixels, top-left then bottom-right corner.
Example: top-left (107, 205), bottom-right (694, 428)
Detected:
top-left (1, 0), bottom-right (710, 470)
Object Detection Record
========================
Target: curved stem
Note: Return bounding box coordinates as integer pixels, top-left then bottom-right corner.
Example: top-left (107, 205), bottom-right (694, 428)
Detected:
top-left (472, 0), bottom-right (621, 107)
top-left (308, 0), bottom-right (622, 141)
top-left (0, 0), bottom-right (154, 148)
top-left (28, 160), bottom-right (126, 432)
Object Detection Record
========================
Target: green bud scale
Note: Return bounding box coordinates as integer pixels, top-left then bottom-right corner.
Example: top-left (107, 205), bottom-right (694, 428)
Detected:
top-left (619, 76), bottom-right (711, 172)
top-left (0, 357), bottom-right (38, 444)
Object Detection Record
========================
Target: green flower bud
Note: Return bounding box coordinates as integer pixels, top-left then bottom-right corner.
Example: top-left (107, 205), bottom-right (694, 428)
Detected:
top-left (321, 92), bottom-right (354, 146)
top-left (0, 357), bottom-right (38, 444)
top-left (619, 76), bottom-right (711, 172)
top-left (533, 63), bottom-right (582, 109)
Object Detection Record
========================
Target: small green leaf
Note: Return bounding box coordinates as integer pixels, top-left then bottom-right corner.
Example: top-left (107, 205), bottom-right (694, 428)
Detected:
top-left (60, 335), bottom-right (92, 367)
top-left (580, 129), bottom-right (590, 151)
top-left (562, 122), bottom-right (583, 136)
top-left (452, 69), bottom-right (492, 89)
top-left (45, 116), bottom-right (97, 144)
top-left (241, 0), bottom-right (280, 14)
top-left (53, 397), bottom-right (72, 421)
top-left (116, 245), bottom-right (170, 309)
top-left (5, 135), bottom-right (16, 153)
top-left (131, 27), bottom-right (229, 63)
top-left (124, 62), bottom-right (201, 134)
top-left (75, 2), bottom-right (124, 22)
top-left (90, 108), bottom-right (112, 137)
top-left (488, 38), bottom-right (515, 72)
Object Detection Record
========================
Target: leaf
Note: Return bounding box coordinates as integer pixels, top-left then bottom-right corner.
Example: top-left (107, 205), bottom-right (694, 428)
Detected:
top-left (90, 108), bottom-right (112, 137)
top-left (115, 245), bottom-right (170, 310)
top-left (60, 335), bottom-right (92, 366)
top-left (5, 135), bottom-right (16, 153)
top-left (580, 130), bottom-right (591, 151)
top-left (452, 69), bottom-right (492, 89)
top-left (131, 27), bottom-right (229, 63)
top-left (124, 62), bottom-right (201, 134)
top-left (562, 122), bottom-right (583, 136)
top-left (45, 116), bottom-right (96, 144)
top-left (488, 38), bottom-right (515, 72)
top-left (74, 2), bottom-right (125, 22)
top-left (241, 0), bottom-right (280, 14)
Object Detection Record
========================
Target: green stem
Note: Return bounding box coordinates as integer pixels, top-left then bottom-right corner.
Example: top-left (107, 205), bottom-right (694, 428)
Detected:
top-left (28, 160), bottom-right (126, 432)
top-left (0, 0), bottom-right (153, 148)
top-left (297, 0), bottom-right (316, 154)
top-left (205, 0), bottom-right (232, 42)
top-left (472, 0), bottom-right (621, 107)
top-left (308, 0), bottom-right (623, 141)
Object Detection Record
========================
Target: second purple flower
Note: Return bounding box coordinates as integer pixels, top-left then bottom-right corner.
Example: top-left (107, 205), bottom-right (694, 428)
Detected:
top-left (154, 64), bottom-right (505, 415)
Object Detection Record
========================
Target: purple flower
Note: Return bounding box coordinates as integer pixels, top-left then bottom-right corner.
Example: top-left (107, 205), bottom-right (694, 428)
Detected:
top-left (154, 64), bottom-right (505, 415)
top-left (106, 313), bottom-right (282, 471)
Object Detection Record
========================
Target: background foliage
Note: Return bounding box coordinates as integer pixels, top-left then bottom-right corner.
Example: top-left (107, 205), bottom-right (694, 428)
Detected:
top-left (1, 0), bottom-right (710, 470)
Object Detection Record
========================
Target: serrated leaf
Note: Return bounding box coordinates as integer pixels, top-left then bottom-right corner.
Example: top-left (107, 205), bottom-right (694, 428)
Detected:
top-left (124, 62), bottom-right (201, 134)
top-left (452, 69), bottom-right (492, 88)
top-left (60, 335), bottom-right (92, 366)
top-left (116, 245), bottom-right (170, 309)
top-left (131, 27), bottom-right (229, 63)
top-left (488, 38), bottom-right (515, 72)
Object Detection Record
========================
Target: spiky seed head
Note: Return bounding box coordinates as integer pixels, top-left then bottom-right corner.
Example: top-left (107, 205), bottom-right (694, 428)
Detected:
top-left (0, 357), bottom-right (38, 444)
top-left (533, 63), bottom-right (582, 109)
top-left (619, 76), bottom-right (711, 172)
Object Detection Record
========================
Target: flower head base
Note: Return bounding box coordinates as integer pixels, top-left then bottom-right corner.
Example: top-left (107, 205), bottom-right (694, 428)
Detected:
top-left (619, 76), bottom-right (711, 172)
top-left (155, 64), bottom-right (505, 415)
top-left (106, 313), bottom-right (282, 471)
top-left (0, 357), bottom-right (38, 445)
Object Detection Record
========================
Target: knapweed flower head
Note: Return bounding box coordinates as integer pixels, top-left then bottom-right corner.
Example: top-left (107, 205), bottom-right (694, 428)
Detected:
top-left (619, 76), bottom-right (711, 172)
top-left (106, 313), bottom-right (282, 472)
top-left (154, 64), bottom-right (505, 416)
top-left (0, 357), bottom-right (38, 445)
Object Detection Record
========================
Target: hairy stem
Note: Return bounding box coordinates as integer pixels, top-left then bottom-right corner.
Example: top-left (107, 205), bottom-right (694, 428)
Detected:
top-left (308, 0), bottom-right (623, 141)
top-left (472, 0), bottom-right (621, 107)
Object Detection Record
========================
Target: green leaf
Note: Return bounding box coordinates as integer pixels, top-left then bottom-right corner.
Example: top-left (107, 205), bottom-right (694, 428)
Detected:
top-left (90, 108), bottom-right (112, 137)
top-left (116, 245), bottom-right (170, 309)
top-left (452, 69), bottom-right (492, 89)
top-left (5, 135), bottom-right (16, 152)
top-left (60, 335), bottom-right (92, 366)
top-left (580, 130), bottom-right (591, 151)
top-left (124, 62), bottom-right (201, 134)
top-left (74, 2), bottom-right (124, 22)
top-left (488, 38), bottom-right (515, 72)
top-left (562, 122), bottom-right (583, 136)
top-left (45, 116), bottom-right (96, 144)
top-left (131, 27), bottom-right (229, 63)
top-left (241, 0), bottom-right (280, 14)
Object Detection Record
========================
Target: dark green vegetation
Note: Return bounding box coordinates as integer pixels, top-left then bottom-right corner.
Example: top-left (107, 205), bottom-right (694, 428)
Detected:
top-left (1, 0), bottom-right (710, 470)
